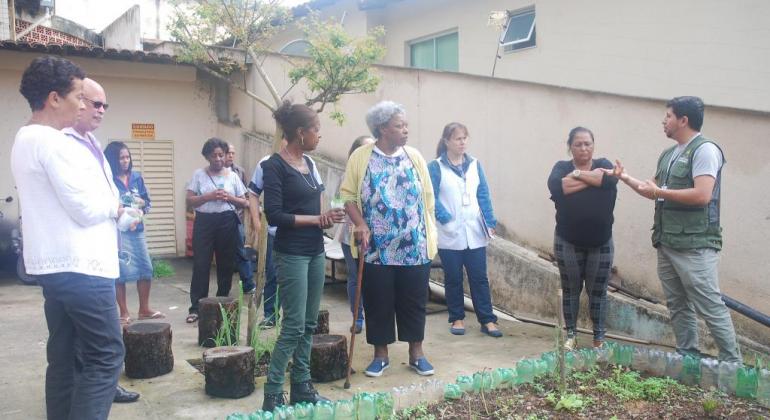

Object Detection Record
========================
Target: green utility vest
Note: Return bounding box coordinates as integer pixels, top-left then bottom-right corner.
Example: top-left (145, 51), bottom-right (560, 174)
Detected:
top-left (652, 135), bottom-right (724, 250)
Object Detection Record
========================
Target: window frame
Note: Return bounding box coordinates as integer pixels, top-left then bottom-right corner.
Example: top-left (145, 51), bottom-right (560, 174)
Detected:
top-left (500, 8), bottom-right (536, 53)
top-left (279, 39), bottom-right (312, 57)
top-left (407, 29), bottom-right (459, 72)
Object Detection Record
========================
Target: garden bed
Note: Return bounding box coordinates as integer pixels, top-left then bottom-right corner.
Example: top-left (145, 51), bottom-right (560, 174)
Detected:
top-left (400, 366), bottom-right (770, 419)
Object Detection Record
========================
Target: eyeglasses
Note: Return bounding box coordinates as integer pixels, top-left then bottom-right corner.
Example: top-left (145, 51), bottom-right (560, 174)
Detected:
top-left (83, 97), bottom-right (109, 110)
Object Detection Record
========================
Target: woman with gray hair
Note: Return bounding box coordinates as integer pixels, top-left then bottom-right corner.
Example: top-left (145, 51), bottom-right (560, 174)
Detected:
top-left (339, 101), bottom-right (438, 377)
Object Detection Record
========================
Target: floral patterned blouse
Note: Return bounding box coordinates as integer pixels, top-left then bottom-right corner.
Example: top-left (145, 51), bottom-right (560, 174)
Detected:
top-left (361, 148), bottom-right (429, 266)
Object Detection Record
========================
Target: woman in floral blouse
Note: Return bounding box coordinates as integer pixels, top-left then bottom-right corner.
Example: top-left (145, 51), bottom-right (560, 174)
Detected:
top-left (340, 101), bottom-right (438, 378)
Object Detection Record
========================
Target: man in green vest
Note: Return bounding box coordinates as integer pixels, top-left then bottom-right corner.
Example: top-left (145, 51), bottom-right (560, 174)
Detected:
top-left (608, 96), bottom-right (741, 363)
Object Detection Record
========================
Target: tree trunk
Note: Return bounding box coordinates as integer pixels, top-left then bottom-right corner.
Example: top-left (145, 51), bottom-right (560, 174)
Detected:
top-left (198, 296), bottom-right (238, 347)
top-left (314, 309), bottom-right (330, 335)
top-left (123, 322), bottom-right (174, 379)
top-left (310, 334), bottom-right (348, 382)
top-left (203, 346), bottom-right (255, 398)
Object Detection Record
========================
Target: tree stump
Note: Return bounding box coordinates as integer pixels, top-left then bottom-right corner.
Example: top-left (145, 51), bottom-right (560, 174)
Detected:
top-left (310, 334), bottom-right (347, 382)
top-left (313, 309), bottom-right (329, 335)
top-left (199, 296), bottom-right (239, 347)
top-left (123, 322), bottom-right (174, 379)
top-left (203, 346), bottom-right (255, 398)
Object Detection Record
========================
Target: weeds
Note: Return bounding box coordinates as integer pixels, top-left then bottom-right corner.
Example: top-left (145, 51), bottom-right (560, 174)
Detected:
top-left (595, 366), bottom-right (685, 402)
top-left (151, 259), bottom-right (175, 278)
top-left (212, 281), bottom-right (243, 347)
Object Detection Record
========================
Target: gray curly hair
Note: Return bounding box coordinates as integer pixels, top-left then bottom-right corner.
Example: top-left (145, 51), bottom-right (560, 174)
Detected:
top-left (365, 101), bottom-right (406, 139)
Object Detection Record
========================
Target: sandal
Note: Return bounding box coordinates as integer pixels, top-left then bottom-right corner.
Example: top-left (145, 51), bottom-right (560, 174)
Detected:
top-left (139, 311), bottom-right (166, 320)
top-left (119, 316), bottom-right (133, 327)
top-left (186, 313), bottom-right (199, 323)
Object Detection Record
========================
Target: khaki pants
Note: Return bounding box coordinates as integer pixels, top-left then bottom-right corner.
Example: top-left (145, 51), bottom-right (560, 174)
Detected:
top-left (657, 246), bottom-right (741, 362)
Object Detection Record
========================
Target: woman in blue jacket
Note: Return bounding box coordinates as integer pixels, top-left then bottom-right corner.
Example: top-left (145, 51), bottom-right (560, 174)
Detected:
top-left (105, 141), bottom-right (165, 324)
top-left (428, 122), bottom-right (501, 338)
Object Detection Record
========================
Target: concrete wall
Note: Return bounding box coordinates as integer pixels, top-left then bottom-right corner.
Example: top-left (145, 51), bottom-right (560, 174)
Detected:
top-left (100, 5), bottom-right (141, 50)
top-left (233, 55), bottom-right (770, 347)
top-left (0, 51), bottom-right (228, 256)
top-left (310, 0), bottom-right (770, 113)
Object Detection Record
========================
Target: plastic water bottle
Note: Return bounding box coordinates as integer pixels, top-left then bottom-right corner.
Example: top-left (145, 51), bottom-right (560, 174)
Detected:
top-left (272, 405), bottom-right (294, 420)
top-left (355, 392), bottom-right (377, 420)
top-left (647, 350), bottom-right (667, 377)
top-left (374, 391), bottom-right (394, 419)
top-left (679, 354), bottom-right (701, 386)
top-left (757, 369), bottom-right (770, 408)
top-left (225, 413), bottom-right (248, 420)
top-left (614, 345), bottom-right (634, 367)
top-left (533, 358), bottom-right (549, 376)
top-left (717, 361), bottom-right (739, 395)
top-left (580, 348), bottom-right (597, 370)
top-left (736, 366), bottom-right (758, 399)
top-left (444, 383), bottom-right (463, 400)
top-left (664, 352), bottom-right (684, 380)
top-left (595, 346), bottom-right (610, 367)
top-left (314, 400), bottom-right (335, 420)
top-left (456, 375), bottom-right (473, 393)
top-left (472, 371), bottom-right (493, 393)
top-left (294, 402), bottom-right (314, 419)
top-left (391, 386), bottom-right (407, 411)
top-left (541, 351), bottom-right (558, 374)
top-left (427, 379), bottom-right (445, 401)
top-left (699, 358), bottom-right (720, 390)
top-left (564, 351), bottom-right (576, 374)
top-left (516, 359), bottom-right (535, 384)
top-left (333, 399), bottom-right (356, 419)
top-left (631, 347), bottom-right (651, 373)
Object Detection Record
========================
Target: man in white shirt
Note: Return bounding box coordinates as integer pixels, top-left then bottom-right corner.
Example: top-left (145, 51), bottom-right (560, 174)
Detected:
top-left (12, 56), bottom-right (125, 419)
top-left (62, 77), bottom-right (142, 404)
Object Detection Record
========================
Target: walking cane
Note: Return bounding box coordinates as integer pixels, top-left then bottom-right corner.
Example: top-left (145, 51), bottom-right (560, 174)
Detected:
top-left (344, 244), bottom-right (366, 389)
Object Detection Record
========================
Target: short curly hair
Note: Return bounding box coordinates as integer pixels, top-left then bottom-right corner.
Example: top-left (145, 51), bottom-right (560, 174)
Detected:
top-left (19, 56), bottom-right (86, 111)
top-left (201, 137), bottom-right (229, 157)
top-left (365, 101), bottom-right (406, 139)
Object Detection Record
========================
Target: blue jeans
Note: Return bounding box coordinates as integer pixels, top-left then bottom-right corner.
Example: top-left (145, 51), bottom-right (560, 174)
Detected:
top-left (262, 234), bottom-right (279, 319)
top-left (37, 272), bottom-right (125, 420)
top-left (341, 243), bottom-right (364, 325)
top-left (236, 223), bottom-right (255, 292)
top-left (438, 247), bottom-right (498, 325)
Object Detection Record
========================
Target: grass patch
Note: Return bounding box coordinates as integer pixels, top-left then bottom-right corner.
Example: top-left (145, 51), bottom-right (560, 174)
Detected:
top-left (151, 259), bottom-right (175, 278)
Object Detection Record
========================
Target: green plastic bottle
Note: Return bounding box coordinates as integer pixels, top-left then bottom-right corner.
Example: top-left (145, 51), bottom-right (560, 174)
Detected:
top-left (564, 351), bottom-right (576, 374)
top-left (355, 392), bottom-right (377, 420)
top-left (580, 348), bottom-right (597, 370)
top-left (541, 351), bottom-right (557, 374)
top-left (374, 391), bottom-right (394, 418)
top-left (736, 366), bottom-right (758, 399)
top-left (472, 371), bottom-right (493, 393)
top-left (456, 375), bottom-right (473, 393)
top-left (314, 400), bottom-right (335, 420)
top-left (757, 369), bottom-right (770, 408)
top-left (225, 413), bottom-right (248, 420)
top-left (271, 405), bottom-right (294, 420)
top-left (293, 402), bottom-right (314, 420)
top-left (614, 345), bottom-right (633, 366)
top-left (516, 359), bottom-right (535, 384)
top-left (680, 354), bottom-right (701, 386)
top-left (444, 383), bottom-right (463, 400)
top-left (333, 399), bottom-right (356, 419)
top-left (533, 359), bottom-right (549, 377)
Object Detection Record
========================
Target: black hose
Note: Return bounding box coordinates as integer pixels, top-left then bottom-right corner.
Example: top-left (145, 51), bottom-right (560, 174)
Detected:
top-left (722, 294), bottom-right (770, 329)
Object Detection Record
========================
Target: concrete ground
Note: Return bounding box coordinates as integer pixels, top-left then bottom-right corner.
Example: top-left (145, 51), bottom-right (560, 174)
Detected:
top-left (0, 258), bottom-right (557, 419)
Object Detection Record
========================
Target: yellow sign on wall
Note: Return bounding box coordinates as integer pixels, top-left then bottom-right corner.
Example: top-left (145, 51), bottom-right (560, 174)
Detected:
top-left (131, 123), bottom-right (155, 140)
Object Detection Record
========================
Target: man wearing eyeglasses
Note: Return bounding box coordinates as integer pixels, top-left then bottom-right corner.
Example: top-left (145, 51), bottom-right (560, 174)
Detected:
top-left (61, 78), bottom-right (142, 404)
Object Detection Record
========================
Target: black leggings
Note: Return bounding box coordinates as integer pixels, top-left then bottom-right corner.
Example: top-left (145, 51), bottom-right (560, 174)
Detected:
top-left (189, 211), bottom-right (239, 313)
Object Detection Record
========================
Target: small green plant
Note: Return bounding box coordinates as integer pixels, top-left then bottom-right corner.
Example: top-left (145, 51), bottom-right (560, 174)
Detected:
top-left (396, 402), bottom-right (434, 420)
top-left (553, 393), bottom-right (588, 413)
top-left (702, 397), bottom-right (719, 414)
top-left (151, 259), bottom-right (175, 278)
top-left (212, 281), bottom-right (244, 347)
top-left (596, 366), bottom-right (685, 402)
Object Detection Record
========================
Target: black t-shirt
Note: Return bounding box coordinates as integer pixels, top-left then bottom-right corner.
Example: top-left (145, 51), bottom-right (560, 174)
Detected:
top-left (547, 158), bottom-right (617, 247)
top-left (262, 153), bottom-right (325, 256)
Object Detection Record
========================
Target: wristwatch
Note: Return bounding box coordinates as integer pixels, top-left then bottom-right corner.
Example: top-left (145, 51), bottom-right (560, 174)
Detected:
top-left (571, 169), bottom-right (581, 179)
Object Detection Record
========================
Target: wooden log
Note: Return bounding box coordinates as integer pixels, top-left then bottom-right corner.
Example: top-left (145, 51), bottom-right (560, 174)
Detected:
top-left (313, 309), bottom-right (329, 335)
top-left (203, 346), bottom-right (255, 398)
top-left (198, 296), bottom-right (238, 347)
top-left (310, 334), bottom-right (348, 382)
top-left (123, 322), bottom-right (174, 379)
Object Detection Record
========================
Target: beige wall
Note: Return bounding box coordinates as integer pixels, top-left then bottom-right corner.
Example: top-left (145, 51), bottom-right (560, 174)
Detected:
top-left (235, 55), bottom-right (770, 317)
top-left (318, 0), bottom-right (770, 113)
top-left (0, 51), bottom-right (226, 255)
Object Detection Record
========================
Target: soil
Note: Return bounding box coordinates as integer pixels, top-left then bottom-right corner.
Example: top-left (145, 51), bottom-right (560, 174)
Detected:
top-left (417, 368), bottom-right (770, 419)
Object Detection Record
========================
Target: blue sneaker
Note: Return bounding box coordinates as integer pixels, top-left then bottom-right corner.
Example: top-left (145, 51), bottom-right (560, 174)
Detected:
top-left (409, 357), bottom-right (435, 376)
top-left (364, 358), bottom-right (389, 377)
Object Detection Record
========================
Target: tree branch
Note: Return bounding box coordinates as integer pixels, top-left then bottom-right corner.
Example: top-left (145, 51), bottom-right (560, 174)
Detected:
top-left (247, 48), bottom-right (282, 106)
top-left (194, 63), bottom-right (275, 112)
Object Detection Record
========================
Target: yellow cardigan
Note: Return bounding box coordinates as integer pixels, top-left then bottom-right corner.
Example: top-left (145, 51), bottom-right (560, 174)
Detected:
top-left (339, 143), bottom-right (438, 260)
